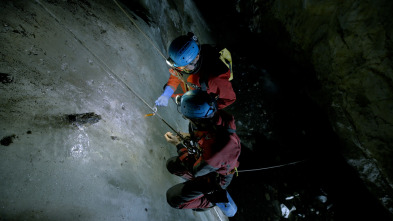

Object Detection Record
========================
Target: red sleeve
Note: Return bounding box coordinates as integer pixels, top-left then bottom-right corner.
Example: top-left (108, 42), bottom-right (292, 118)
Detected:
top-left (207, 70), bottom-right (236, 109)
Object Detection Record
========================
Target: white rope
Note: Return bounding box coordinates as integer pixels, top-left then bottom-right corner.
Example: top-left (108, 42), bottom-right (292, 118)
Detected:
top-left (237, 160), bottom-right (307, 173)
top-left (35, 0), bottom-right (160, 115)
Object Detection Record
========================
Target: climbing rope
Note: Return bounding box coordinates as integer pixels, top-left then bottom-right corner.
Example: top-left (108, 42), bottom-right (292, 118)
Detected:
top-left (35, 0), bottom-right (175, 129)
top-left (237, 159), bottom-right (307, 173)
top-left (112, 0), bottom-right (167, 60)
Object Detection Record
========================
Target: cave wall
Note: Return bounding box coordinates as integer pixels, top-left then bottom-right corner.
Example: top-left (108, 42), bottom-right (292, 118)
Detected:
top-left (266, 0), bottom-right (393, 213)
top-left (0, 0), bottom-right (224, 220)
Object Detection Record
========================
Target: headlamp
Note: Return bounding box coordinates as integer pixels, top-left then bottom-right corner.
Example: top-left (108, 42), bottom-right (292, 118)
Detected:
top-left (166, 57), bottom-right (177, 68)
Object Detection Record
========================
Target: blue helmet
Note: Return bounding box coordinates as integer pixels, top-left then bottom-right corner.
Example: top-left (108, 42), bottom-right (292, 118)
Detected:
top-left (180, 90), bottom-right (217, 119)
top-left (168, 35), bottom-right (199, 67)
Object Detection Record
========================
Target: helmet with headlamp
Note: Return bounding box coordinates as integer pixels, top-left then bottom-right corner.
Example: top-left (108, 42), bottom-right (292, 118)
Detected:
top-left (166, 33), bottom-right (200, 70)
top-left (179, 89), bottom-right (218, 119)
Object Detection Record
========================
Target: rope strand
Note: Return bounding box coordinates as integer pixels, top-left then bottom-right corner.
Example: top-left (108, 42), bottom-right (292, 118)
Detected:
top-left (35, 0), bottom-right (164, 116)
top-left (237, 160), bottom-right (307, 173)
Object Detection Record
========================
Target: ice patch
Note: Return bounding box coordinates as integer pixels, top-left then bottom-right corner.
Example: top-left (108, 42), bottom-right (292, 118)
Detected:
top-left (281, 204), bottom-right (296, 218)
top-left (335, 122), bottom-right (353, 131)
top-left (69, 128), bottom-right (90, 160)
top-left (317, 195), bottom-right (327, 203)
top-left (381, 195), bottom-right (392, 212)
top-left (347, 158), bottom-right (381, 184)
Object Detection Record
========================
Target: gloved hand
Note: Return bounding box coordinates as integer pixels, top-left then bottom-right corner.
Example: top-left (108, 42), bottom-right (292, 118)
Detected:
top-left (155, 86), bottom-right (174, 106)
top-left (155, 95), bottom-right (170, 106)
top-left (164, 132), bottom-right (181, 146)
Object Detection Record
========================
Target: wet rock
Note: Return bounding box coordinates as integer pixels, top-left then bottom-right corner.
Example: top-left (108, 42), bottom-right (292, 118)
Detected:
top-left (0, 73), bottom-right (13, 84)
top-left (1, 134), bottom-right (16, 146)
top-left (66, 112), bottom-right (101, 126)
top-left (269, 0), bottom-right (393, 214)
top-left (280, 204), bottom-right (296, 218)
top-left (317, 195), bottom-right (327, 203)
top-left (111, 136), bottom-right (119, 140)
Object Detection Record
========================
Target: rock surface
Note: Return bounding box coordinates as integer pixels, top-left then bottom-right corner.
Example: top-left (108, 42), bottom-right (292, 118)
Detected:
top-left (271, 0), bottom-right (393, 213)
top-left (0, 0), bottom-right (225, 220)
top-left (231, 0), bottom-right (393, 214)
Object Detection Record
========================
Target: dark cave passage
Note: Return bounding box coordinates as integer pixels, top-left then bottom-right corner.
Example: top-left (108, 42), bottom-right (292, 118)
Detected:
top-left (193, 0), bottom-right (393, 220)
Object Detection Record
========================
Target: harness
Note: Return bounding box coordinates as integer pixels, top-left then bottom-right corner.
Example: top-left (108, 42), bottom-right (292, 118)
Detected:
top-left (189, 122), bottom-right (239, 177)
top-left (168, 68), bottom-right (199, 91)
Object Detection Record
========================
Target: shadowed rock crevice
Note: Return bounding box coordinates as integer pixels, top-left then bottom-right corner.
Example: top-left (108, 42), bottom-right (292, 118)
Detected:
top-left (66, 112), bottom-right (101, 127)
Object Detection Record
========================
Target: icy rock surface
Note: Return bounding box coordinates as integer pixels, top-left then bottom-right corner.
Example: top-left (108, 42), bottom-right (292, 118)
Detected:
top-left (0, 0), bottom-right (224, 220)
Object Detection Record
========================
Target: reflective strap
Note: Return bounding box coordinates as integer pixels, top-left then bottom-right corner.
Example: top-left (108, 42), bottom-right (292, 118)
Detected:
top-left (179, 149), bottom-right (189, 161)
top-left (169, 69), bottom-right (188, 91)
top-left (169, 68), bottom-right (196, 91)
top-left (193, 155), bottom-right (203, 168)
top-left (227, 167), bottom-right (239, 177)
top-left (169, 68), bottom-right (184, 83)
top-left (219, 48), bottom-right (233, 81)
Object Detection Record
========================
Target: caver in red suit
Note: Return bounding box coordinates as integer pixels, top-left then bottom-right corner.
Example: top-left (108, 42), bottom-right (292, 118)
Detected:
top-left (155, 33), bottom-right (236, 109)
top-left (165, 109), bottom-right (241, 209)
top-left (166, 45), bottom-right (236, 109)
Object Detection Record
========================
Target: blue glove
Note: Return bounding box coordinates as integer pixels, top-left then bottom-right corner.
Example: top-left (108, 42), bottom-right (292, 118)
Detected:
top-left (155, 86), bottom-right (174, 106)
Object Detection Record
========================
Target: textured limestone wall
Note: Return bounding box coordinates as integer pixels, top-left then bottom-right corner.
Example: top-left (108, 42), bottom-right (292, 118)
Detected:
top-left (269, 0), bottom-right (393, 213)
top-left (0, 0), bottom-right (224, 220)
